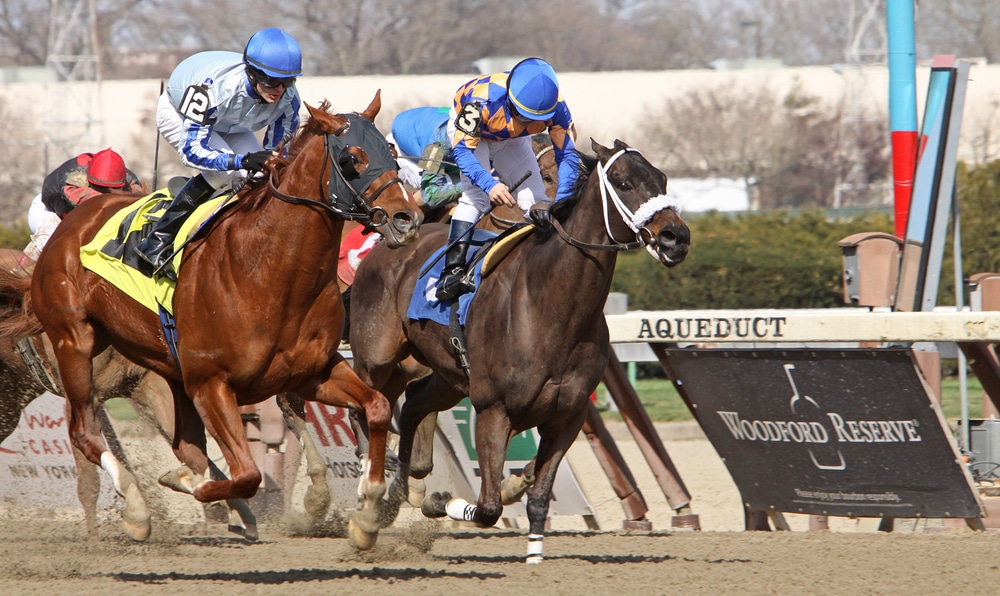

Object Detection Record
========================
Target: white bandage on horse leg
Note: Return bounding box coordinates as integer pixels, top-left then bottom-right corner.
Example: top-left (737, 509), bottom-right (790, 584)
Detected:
top-left (445, 497), bottom-right (477, 521)
top-left (526, 533), bottom-right (544, 564)
top-left (100, 451), bottom-right (123, 492)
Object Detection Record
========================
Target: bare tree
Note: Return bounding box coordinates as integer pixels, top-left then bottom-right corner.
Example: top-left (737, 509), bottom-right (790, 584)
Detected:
top-left (0, 96), bottom-right (45, 224)
top-left (637, 82), bottom-right (888, 208)
top-left (0, 1), bottom-right (51, 66)
top-left (916, 0), bottom-right (1000, 63)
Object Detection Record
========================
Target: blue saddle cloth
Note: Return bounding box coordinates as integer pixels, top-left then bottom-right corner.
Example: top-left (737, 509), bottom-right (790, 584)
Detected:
top-left (406, 229), bottom-right (498, 326)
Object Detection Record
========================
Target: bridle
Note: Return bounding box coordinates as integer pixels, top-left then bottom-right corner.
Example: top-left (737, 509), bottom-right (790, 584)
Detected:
top-left (550, 147), bottom-right (680, 257)
top-left (268, 113), bottom-right (406, 231)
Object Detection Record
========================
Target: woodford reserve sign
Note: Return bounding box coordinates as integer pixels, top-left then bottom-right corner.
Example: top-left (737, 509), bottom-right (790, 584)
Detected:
top-left (658, 347), bottom-right (983, 520)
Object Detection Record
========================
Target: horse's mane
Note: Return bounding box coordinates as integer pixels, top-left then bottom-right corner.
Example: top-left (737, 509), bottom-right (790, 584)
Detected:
top-left (231, 99), bottom-right (338, 212)
top-left (549, 150), bottom-right (597, 222)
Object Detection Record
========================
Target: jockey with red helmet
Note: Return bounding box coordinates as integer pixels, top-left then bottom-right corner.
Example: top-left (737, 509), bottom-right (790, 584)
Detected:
top-left (26, 148), bottom-right (145, 259)
top-left (435, 57), bottom-right (580, 302)
top-left (136, 27), bottom-right (303, 277)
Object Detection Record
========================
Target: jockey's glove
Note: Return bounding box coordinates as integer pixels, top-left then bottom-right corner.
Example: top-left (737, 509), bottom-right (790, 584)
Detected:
top-left (529, 201), bottom-right (553, 229)
top-left (240, 150), bottom-right (272, 172)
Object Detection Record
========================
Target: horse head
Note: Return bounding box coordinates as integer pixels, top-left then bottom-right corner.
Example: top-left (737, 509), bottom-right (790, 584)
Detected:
top-left (590, 138), bottom-right (690, 267)
top-left (302, 92), bottom-right (422, 247)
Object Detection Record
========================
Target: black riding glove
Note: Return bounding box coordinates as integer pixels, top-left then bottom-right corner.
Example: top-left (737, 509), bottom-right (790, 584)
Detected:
top-left (529, 202), bottom-right (552, 228)
top-left (241, 150), bottom-right (272, 172)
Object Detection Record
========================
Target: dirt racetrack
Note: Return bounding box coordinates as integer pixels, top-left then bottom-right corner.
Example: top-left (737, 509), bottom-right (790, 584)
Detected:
top-left (2, 518), bottom-right (999, 595)
top-left (2, 422), bottom-right (1000, 595)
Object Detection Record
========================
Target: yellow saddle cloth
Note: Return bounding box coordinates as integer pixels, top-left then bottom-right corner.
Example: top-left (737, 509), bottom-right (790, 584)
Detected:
top-left (79, 188), bottom-right (233, 315)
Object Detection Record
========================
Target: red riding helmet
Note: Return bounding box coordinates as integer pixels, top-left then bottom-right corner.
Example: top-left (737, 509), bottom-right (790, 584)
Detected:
top-left (87, 148), bottom-right (127, 188)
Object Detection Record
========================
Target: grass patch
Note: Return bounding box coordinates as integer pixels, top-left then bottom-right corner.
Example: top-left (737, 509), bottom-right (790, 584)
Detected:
top-left (599, 375), bottom-right (987, 424)
top-left (103, 397), bottom-right (139, 421)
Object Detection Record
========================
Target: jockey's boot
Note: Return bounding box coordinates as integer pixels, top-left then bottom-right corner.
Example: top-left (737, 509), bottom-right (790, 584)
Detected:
top-left (134, 174), bottom-right (215, 276)
top-left (435, 219), bottom-right (476, 302)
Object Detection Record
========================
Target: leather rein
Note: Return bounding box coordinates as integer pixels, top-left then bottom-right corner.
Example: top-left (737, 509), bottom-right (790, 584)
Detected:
top-left (266, 120), bottom-right (401, 229)
top-left (548, 147), bottom-right (674, 253)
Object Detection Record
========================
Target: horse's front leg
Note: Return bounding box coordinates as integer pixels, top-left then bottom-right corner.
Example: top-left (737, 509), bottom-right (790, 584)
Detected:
top-left (185, 378), bottom-right (262, 503)
top-left (138, 377), bottom-right (257, 540)
top-left (407, 411), bottom-right (438, 507)
top-left (276, 393), bottom-right (332, 525)
top-left (522, 407), bottom-right (588, 564)
top-left (440, 405), bottom-right (511, 528)
top-left (315, 358), bottom-right (391, 550)
top-left (53, 327), bottom-right (150, 540)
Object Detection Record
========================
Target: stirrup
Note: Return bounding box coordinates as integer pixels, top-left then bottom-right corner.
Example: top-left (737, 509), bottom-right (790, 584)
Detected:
top-left (134, 243), bottom-right (177, 281)
top-left (436, 268), bottom-right (474, 302)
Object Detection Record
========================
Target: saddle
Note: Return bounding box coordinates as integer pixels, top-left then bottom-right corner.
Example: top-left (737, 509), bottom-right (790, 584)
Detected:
top-left (407, 222), bottom-right (536, 376)
top-left (79, 185), bottom-right (237, 365)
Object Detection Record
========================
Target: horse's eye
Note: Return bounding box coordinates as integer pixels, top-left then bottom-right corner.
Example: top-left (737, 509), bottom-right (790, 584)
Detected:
top-left (615, 179), bottom-right (632, 191)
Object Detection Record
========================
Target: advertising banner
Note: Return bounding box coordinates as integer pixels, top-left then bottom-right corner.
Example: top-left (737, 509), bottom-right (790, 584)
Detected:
top-left (661, 348), bottom-right (982, 519)
top-left (0, 392), bottom-right (116, 511)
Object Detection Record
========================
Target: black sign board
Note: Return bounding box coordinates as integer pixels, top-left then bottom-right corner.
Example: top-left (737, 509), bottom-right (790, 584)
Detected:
top-left (660, 347), bottom-right (983, 519)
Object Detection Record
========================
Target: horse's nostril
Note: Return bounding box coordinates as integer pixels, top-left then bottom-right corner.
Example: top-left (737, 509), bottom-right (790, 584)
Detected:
top-left (392, 213), bottom-right (413, 233)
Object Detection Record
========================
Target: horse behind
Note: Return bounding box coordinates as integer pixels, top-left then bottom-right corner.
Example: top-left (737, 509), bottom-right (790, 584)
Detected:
top-left (2, 92), bottom-right (422, 549)
top-left (349, 139), bottom-right (690, 562)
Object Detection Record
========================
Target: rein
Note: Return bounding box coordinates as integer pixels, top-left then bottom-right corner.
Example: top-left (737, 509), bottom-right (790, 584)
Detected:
top-left (266, 118), bottom-right (404, 230)
top-left (548, 147), bottom-right (680, 253)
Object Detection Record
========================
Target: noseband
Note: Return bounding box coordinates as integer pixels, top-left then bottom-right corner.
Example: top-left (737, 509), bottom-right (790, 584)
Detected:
top-left (268, 113), bottom-right (405, 230)
top-left (550, 147), bottom-right (681, 253)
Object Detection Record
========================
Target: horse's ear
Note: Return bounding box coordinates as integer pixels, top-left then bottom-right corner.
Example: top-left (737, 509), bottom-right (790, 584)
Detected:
top-left (361, 90), bottom-right (382, 122)
top-left (613, 139), bottom-right (630, 151)
top-left (591, 138), bottom-right (612, 162)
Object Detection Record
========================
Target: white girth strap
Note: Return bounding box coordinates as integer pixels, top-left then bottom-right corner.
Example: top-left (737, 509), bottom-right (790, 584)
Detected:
top-left (597, 148), bottom-right (681, 247)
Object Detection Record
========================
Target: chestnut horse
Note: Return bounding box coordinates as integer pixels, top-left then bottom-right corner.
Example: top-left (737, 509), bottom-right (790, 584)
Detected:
top-left (0, 92), bottom-right (421, 549)
top-left (349, 139), bottom-right (690, 561)
top-left (0, 247), bottom-right (270, 541)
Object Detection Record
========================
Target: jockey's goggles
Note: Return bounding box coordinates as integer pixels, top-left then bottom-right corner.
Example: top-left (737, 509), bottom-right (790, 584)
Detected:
top-left (249, 66), bottom-right (296, 90)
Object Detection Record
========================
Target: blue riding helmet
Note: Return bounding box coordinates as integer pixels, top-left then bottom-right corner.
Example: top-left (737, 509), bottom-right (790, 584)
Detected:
top-left (243, 28), bottom-right (303, 78)
top-left (507, 57), bottom-right (559, 121)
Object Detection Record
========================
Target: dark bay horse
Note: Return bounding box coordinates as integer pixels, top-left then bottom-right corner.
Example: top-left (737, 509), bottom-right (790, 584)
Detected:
top-left (349, 139), bottom-right (690, 561)
top-left (1, 92), bottom-right (421, 549)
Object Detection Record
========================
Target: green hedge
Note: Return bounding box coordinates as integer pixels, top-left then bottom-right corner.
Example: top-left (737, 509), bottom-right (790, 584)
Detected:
top-left (0, 223), bottom-right (30, 251)
top-left (612, 209), bottom-right (894, 310)
top-left (612, 159), bottom-right (1000, 312)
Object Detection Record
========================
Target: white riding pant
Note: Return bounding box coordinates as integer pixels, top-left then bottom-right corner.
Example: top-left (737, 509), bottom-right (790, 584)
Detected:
top-left (447, 108), bottom-right (547, 224)
top-left (25, 193), bottom-right (61, 258)
top-left (156, 92), bottom-right (261, 189)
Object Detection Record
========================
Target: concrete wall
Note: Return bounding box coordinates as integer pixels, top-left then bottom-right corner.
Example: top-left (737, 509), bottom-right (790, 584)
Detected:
top-left (3, 63), bottom-right (999, 191)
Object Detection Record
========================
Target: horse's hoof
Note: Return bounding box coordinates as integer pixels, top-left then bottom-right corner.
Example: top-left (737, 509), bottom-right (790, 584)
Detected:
top-left (348, 518), bottom-right (378, 551)
top-left (500, 473), bottom-right (531, 505)
top-left (226, 499), bottom-right (258, 541)
top-left (420, 491), bottom-right (451, 518)
top-left (158, 465), bottom-right (199, 494)
top-left (303, 485), bottom-right (332, 521)
top-left (121, 483), bottom-right (152, 542)
top-left (407, 477), bottom-right (427, 508)
top-left (228, 523), bottom-right (259, 542)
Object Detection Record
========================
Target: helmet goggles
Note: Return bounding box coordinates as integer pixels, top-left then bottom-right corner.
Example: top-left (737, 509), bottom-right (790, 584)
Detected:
top-left (248, 65), bottom-right (296, 90)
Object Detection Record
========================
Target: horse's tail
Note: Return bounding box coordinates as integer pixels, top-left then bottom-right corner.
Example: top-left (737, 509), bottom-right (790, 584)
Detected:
top-left (0, 268), bottom-right (42, 340)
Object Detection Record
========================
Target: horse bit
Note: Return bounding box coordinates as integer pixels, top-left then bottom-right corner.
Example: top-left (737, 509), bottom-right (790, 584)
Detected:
top-left (550, 147), bottom-right (681, 259)
top-left (268, 114), bottom-right (404, 231)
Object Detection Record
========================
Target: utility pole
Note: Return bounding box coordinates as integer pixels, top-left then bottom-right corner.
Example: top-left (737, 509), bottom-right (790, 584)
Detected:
top-left (833, 0), bottom-right (889, 209)
top-left (44, 0), bottom-right (105, 171)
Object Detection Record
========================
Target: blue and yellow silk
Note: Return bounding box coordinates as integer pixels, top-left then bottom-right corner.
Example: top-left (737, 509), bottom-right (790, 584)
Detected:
top-left (450, 71), bottom-right (579, 201)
